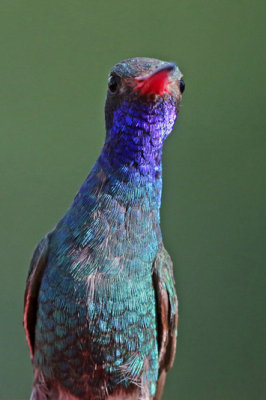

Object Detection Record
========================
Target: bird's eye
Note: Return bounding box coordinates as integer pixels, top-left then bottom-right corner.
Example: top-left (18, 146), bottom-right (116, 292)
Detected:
top-left (179, 79), bottom-right (185, 94)
top-left (108, 74), bottom-right (121, 93)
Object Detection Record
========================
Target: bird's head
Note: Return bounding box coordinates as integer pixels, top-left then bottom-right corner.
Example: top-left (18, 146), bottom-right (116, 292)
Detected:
top-left (104, 58), bottom-right (185, 175)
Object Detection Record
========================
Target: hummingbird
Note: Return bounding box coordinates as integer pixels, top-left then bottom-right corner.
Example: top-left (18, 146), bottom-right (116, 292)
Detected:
top-left (24, 57), bottom-right (185, 400)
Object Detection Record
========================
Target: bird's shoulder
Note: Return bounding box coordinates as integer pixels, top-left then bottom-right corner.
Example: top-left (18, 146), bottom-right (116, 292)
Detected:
top-left (153, 243), bottom-right (178, 374)
top-left (24, 233), bottom-right (51, 357)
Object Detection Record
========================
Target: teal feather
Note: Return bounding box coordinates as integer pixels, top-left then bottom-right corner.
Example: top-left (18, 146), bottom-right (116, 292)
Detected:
top-left (24, 57), bottom-right (183, 400)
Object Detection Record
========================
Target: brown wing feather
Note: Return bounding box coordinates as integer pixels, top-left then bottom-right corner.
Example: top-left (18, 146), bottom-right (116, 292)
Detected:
top-left (153, 245), bottom-right (178, 399)
top-left (24, 234), bottom-right (50, 358)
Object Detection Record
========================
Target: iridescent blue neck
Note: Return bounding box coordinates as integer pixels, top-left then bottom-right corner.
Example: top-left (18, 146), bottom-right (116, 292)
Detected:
top-left (102, 98), bottom-right (177, 182)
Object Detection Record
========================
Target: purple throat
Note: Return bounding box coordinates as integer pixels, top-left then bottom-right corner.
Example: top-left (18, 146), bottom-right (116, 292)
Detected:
top-left (102, 99), bottom-right (177, 179)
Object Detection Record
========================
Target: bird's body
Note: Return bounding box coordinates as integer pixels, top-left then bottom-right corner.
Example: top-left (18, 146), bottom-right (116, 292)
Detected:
top-left (24, 58), bottom-right (184, 400)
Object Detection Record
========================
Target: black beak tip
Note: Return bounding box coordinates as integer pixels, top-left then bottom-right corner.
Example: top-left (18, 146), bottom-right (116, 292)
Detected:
top-left (155, 62), bottom-right (176, 75)
top-left (165, 62), bottom-right (176, 72)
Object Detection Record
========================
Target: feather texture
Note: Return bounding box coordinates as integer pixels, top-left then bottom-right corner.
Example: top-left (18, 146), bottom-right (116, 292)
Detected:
top-left (24, 57), bottom-right (183, 400)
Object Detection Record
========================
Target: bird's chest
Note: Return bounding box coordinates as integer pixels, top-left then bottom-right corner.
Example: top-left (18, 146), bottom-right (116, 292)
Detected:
top-left (39, 192), bottom-right (160, 336)
top-left (37, 235), bottom-right (158, 390)
top-left (35, 182), bottom-right (161, 394)
top-left (53, 189), bottom-right (161, 277)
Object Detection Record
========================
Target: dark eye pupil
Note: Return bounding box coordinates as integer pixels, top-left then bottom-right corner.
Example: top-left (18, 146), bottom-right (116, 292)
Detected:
top-left (179, 79), bottom-right (185, 94)
top-left (108, 75), bottom-right (120, 93)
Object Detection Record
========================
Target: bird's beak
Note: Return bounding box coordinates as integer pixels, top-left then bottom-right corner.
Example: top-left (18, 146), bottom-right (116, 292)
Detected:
top-left (133, 62), bottom-right (176, 96)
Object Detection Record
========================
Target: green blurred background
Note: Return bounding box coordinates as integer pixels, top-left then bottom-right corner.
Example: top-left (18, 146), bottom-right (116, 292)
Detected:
top-left (0, 1), bottom-right (265, 399)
